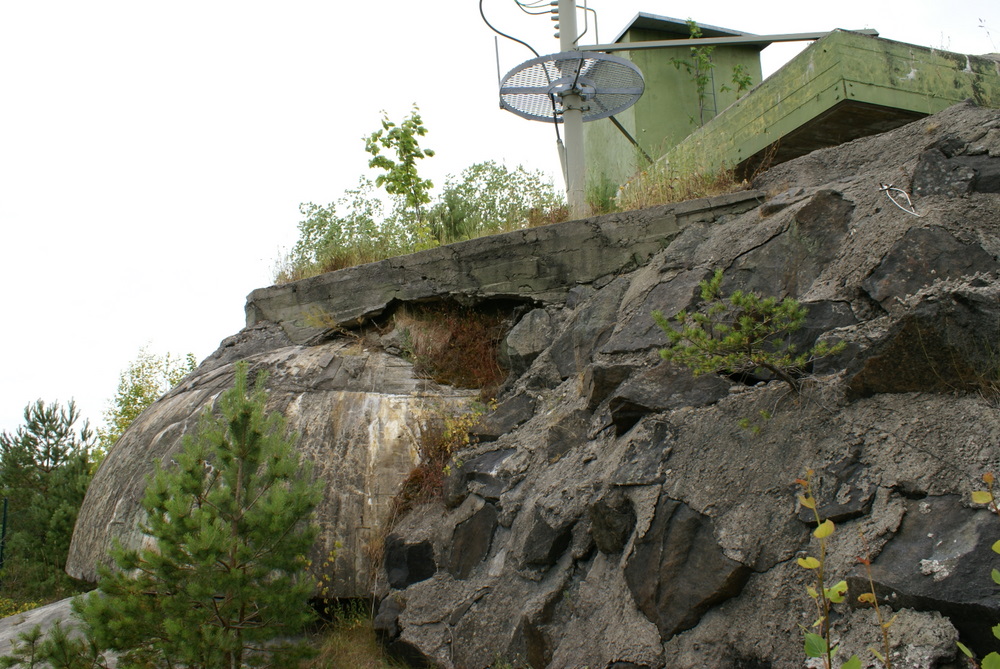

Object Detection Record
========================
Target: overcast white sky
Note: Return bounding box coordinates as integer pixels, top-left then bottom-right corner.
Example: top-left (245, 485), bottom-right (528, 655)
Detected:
top-left (1, 1), bottom-right (997, 435)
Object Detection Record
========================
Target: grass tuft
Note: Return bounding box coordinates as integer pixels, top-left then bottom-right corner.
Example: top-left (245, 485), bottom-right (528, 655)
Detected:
top-left (615, 161), bottom-right (747, 211)
top-left (308, 602), bottom-right (412, 669)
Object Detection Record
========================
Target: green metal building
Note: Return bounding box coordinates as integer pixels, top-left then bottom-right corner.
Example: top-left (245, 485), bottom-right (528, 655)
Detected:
top-left (583, 13), bottom-right (766, 192)
top-left (584, 13), bottom-right (1000, 191)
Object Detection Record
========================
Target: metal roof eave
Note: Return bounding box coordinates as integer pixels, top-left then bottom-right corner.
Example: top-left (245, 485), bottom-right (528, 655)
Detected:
top-left (580, 28), bottom-right (880, 54)
top-left (609, 12), bottom-right (755, 45)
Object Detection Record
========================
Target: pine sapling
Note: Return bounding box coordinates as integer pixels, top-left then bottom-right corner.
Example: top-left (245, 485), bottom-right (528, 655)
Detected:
top-left (654, 269), bottom-right (844, 393)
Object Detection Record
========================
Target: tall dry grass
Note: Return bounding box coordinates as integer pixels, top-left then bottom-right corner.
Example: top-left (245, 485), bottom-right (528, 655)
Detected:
top-left (614, 160), bottom-right (748, 211)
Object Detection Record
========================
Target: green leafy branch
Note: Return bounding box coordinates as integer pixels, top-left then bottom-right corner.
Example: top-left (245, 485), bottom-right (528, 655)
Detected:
top-left (720, 63), bottom-right (754, 95)
top-left (669, 20), bottom-right (756, 126)
top-left (364, 104), bottom-right (435, 226)
top-left (669, 19), bottom-right (716, 126)
top-left (653, 269), bottom-right (844, 393)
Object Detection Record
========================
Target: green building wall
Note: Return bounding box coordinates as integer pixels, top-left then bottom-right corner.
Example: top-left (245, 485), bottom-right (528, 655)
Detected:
top-left (583, 19), bottom-right (763, 197)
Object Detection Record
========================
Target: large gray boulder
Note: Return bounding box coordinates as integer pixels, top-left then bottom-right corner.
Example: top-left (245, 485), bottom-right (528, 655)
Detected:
top-left (0, 599), bottom-right (121, 668)
top-left (67, 330), bottom-right (477, 597)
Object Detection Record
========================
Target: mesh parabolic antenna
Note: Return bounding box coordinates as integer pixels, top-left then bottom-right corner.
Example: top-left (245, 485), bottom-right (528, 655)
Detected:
top-left (500, 51), bottom-right (644, 123)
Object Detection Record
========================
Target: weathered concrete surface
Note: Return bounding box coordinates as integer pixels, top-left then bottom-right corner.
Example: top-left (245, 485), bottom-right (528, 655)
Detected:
top-left (244, 191), bottom-right (765, 344)
top-left (664, 30), bottom-right (1000, 176)
top-left (66, 334), bottom-right (477, 597)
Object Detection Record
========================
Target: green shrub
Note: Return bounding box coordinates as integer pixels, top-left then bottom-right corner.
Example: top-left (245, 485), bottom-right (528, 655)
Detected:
top-left (275, 106), bottom-right (565, 284)
top-left (0, 597), bottom-right (38, 618)
top-left (279, 177), bottom-right (422, 282)
top-left (426, 161), bottom-right (564, 243)
top-left (97, 347), bottom-right (196, 458)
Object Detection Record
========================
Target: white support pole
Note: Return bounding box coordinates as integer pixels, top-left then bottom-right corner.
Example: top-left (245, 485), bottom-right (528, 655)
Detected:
top-left (558, 0), bottom-right (589, 220)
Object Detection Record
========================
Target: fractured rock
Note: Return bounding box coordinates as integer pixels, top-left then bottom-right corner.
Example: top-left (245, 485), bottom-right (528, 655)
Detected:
top-left (624, 492), bottom-right (751, 641)
top-left (385, 535), bottom-right (437, 590)
top-left (861, 226), bottom-right (997, 309)
top-left (852, 496), bottom-right (1000, 655)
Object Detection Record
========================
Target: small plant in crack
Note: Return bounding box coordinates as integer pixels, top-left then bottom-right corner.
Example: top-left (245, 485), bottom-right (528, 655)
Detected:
top-left (796, 470), bottom-right (861, 669)
top-left (856, 531), bottom-right (896, 669)
top-left (653, 269), bottom-right (845, 393)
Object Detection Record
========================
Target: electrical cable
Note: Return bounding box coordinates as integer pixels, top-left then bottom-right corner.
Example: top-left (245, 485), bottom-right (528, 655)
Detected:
top-left (514, 0), bottom-right (550, 10)
top-left (480, 0), bottom-right (540, 58)
top-left (514, 1), bottom-right (551, 16)
top-left (479, 0), bottom-right (563, 148)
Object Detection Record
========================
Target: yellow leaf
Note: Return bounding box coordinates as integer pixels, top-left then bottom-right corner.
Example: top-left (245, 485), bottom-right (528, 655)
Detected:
top-left (883, 614), bottom-right (898, 629)
top-left (806, 586), bottom-right (819, 599)
top-left (972, 490), bottom-right (994, 505)
top-left (814, 519), bottom-right (835, 539)
top-left (993, 540), bottom-right (1000, 555)
top-left (826, 580), bottom-right (848, 603)
top-left (857, 592), bottom-right (876, 604)
top-left (798, 557), bottom-right (821, 569)
top-left (984, 472), bottom-right (995, 484)
top-left (798, 495), bottom-right (816, 509)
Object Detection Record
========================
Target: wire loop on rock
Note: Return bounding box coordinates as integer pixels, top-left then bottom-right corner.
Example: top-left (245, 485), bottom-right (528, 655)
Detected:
top-left (879, 183), bottom-right (922, 217)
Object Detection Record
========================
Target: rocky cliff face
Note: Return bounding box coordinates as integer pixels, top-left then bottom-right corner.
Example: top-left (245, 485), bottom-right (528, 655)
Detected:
top-left (373, 102), bottom-right (1000, 668)
top-left (66, 101), bottom-right (1000, 668)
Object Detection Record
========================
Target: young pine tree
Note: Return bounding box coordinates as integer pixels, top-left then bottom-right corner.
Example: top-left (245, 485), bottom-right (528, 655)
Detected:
top-left (72, 361), bottom-right (322, 668)
top-left (653, 268), bottom-right (844, 393)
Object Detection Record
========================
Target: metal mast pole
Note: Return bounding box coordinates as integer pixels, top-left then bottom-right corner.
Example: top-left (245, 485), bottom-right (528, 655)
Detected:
top-left (558, 0), bottom-right (588, 219)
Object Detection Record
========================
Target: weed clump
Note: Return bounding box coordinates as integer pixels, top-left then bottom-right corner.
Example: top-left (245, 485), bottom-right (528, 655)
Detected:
top-left (307, 599), bottom-right (411, 669)
top-left (390, 400), bottom-right (492, 519)
top-left (393, 304), bottom-right (508, 399)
